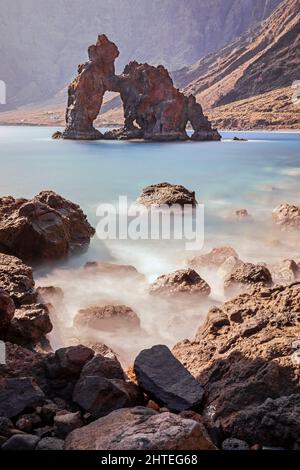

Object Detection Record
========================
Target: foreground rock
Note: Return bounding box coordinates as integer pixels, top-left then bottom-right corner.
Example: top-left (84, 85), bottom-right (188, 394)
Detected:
top-left (150, 269), bottom-right (211, 298)
top-left (0, 377), bottom-right (45, 418)
top-left (74, 304), bottom-right (140, 331)
top-left (59, 35), bottom-right (220, 141)
top-left (188, 246), bottom-right (239, 269)
top-left (0, 254), bottom-right (35, 306)
top-left (0, 191), bottom-right (94, 261)
top-left (0, 254), bottom-right (53, 347)
top-left (134, 345), bottom-right (204, 412)
top-left (173, 283), bottom-right (300, 447)
top-left (224, 262), bottom-right (273, 296)
top-left (137, 182), bottom-right (197, 208)
top-left (65, 407), bottom-right (216, 450)
top-left (273, 203), bottom-right (300, 230)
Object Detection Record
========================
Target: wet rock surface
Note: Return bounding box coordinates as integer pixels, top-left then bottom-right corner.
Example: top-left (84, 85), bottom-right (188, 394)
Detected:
top-left (150, 268), bottom-right (211, 298)
top-left (137, 182), bottom-right (197, 208)
top-left (188, 246), bottom-right (239, 269)
top-left (134, 345), bottom-right (204, 412)
top-left (0, 191), bottom-right (94, 262)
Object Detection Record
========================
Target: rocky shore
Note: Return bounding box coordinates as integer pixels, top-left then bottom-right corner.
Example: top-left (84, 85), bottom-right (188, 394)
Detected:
top-left (0, 187), bottom-right (300, 450)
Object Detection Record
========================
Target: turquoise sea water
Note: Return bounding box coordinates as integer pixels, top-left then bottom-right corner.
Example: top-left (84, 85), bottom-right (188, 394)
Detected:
top-left (1, 126), bottom-right (299, 358)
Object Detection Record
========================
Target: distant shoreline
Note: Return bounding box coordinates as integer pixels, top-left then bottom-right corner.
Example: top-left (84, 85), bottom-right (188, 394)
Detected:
top-left (0, 123), bottom-right (300, 134)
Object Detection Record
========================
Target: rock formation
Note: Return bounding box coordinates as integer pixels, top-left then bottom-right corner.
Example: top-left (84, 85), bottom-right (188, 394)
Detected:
top-left (0, 191), bottom-right (95, 262)
top-left (224, 262), bottom-right (273, 297)
top-left (188, 246), bottom-right (239, 269)
top-left (138, 182), bottom-right (197, 208)
top-left (58, 35), bottom-right (220, 142)
top-left (63, 35), bottom-right (119, 140)
top-left (150, 268), bottom-right (211, 298)
top-left (173, 282), bottom-right (300, 447)
top-left (74, 304), bottom-right (140, 331)
top-left (134, 345), bottom-right (204, 412)
top-left (65, 407), bottom-right (216, 450)
top-left (273, 203), bottom-right (300, 230)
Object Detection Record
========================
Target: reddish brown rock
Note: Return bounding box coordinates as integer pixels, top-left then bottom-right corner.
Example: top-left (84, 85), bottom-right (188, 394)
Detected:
top-left (0, 191), bottom-right (94, 262)
top-left (269, 259), bottom-right (300, 285)
top-left (6, 303), bottom-right (52, 345)
top-left (0, 288), bottom-right (15, 332)
top-left (173, 283), bottom-right (300, 447)
top-left (74, 304), bottom-right (140, 331)
top-left (188, 246), bottom-right (239, 269)
top-left (63, 34), bottom-right (119, 140)
top-left (150, 268), bottom-right (211, 298)
top-left (273, 203), bottom-right (300, 230)
top-left (224, 262), bottom-right (273, 296)
top-left (0, 253), bottom-right (36, 306)
top-left (65, 407), bottom-right (216, 450)
top-left (137, 182), bottom-right (197, 208)
top-left (60, 35), bottom-right (220, 142)
top-left (83, 261), bottom-right (144, 280)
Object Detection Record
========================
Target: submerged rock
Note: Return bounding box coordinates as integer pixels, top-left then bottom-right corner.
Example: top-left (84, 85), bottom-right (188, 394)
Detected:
top-left (65, 407), bottom-right (215, 450)
top-left (0, 191), bottom-right (94, 261)
top-left (74, 304), bottom-right (140, 331)
top-left (188, 246), bottom-right (238, 269)
top-left (273, 203), bottom-right (300, 230)
top-left (235, 209), bottom-right (251, 219)
top-left (150, 268), bottom-right (211, 298)
top-left (173, 282), bottom-right (300, 447)
top-left (138, 182), bottom-right (197, 208)
top-left (134, 345), bottom-right (204, 412)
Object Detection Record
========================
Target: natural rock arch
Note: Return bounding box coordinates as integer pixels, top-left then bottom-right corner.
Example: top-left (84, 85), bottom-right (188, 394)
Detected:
top-left (59, 35), bottom-right (220, 142)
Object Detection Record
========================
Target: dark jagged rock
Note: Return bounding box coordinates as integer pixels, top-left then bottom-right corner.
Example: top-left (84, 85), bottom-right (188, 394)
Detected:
top-left (54, 411), bottom-right (83, 438)
top-left (134, 345), bottom-right (204, 412)
top-left (222, 438), bottom-right (249, 450)
top-left (138, 182), bottom-right (197, 208)
top-left (0, 377), bottom-right (45, 418)
top-left (0, 191), bottom-right (95, 262)
top-left (2, 434), bottom-right (40, 450)
top-left (0, 253), bottom-right (36, 306)
top-left (60, 35), bottom-right (220, 142)
top-left (150, 268), bottom-right (211, 298)
top-left (35, 437), bottom-right (64, 450)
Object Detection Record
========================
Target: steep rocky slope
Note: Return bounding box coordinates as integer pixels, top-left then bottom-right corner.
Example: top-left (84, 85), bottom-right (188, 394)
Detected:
top-left (175, 0), bottom-right (300, 110)
top-left (0, 0), bottom-right (281, 109)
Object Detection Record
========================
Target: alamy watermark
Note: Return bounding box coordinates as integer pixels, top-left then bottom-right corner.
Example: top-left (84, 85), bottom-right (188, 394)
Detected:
top-left (95, 197), bottom-right (204, 250)
top-left (0, 80), bottom-right (6, 104)
top-left (292, 80), bottom-right (300, 105)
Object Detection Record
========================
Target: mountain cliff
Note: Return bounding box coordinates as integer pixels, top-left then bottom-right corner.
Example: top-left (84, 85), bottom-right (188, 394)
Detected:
top-left (0, 0), bottom-right (281, 108)
top-left (175, 0), bottom-right (300, 110)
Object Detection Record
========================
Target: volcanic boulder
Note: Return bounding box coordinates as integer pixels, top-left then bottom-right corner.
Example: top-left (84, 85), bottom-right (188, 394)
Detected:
top-left (224, 262), bottom-right (273, 296)
top-left (137, 182), bottom-right (197, 208)
top-left (65, 407), bottom-right (216, 450)
top-left (74, 304), bottom-right (140, 331)
top-left (134, 345), bottom-right (204, 412)
top-left (150, 268), bottom-right (211, 298)
top-left (0, 377), bottom-right (45, 418)
top-left (0, 191), bottom-right (95, 262)
top-left (188, 246), bottom-right (239, 269)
